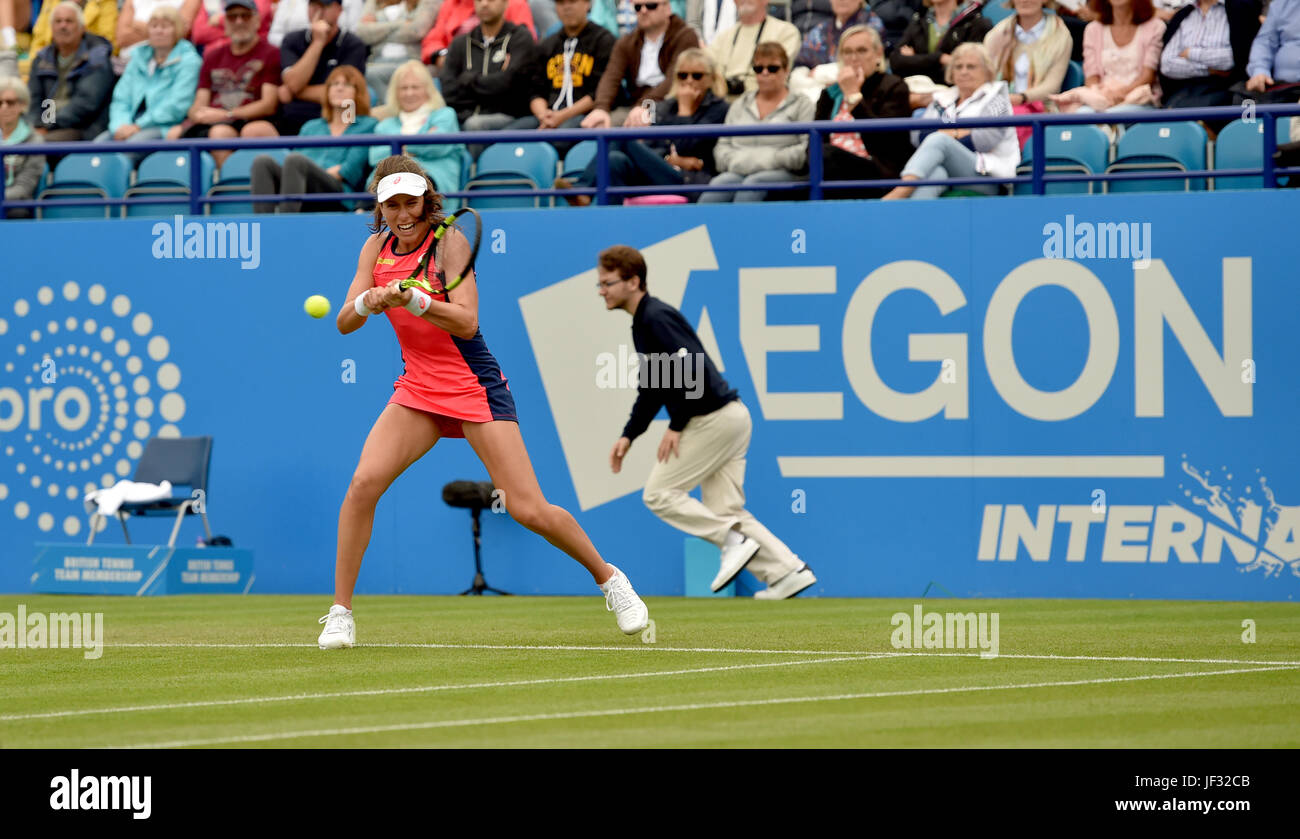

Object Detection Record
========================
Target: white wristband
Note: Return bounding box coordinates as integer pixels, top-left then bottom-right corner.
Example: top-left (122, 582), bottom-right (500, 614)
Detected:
top-left (354, 295), bottom-right (376, 317)
top-left (404, 288), bottom-right (432, 316)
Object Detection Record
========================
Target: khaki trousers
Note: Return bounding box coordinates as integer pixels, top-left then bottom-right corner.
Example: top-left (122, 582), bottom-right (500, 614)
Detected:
top-left (641, 400), bottom-right (803, 585)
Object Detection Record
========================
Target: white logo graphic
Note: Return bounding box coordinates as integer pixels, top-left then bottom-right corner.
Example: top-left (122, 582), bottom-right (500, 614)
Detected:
top-left (0, 283), bottom-right (186, 537)
top-left (976, 457), bottom-right (1299, 577)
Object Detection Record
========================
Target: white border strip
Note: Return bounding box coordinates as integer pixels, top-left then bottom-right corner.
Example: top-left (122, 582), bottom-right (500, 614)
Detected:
top-left (0, 656), bottom-right (879, 723)
top-left (124, 665), bottom-right (1299, 748)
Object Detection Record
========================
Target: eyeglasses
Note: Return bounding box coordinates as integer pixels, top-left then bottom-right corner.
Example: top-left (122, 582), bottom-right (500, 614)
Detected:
top-left (633, 2), bottom-right (661, 10)
top-left (752, 64), bottom-right (783, 75)
top-left (676, 71), bottom-right (706, 80)
top-left (840, 47), bottom-right (874, 58)
top-left (596, 277), bottom-right (631, 290)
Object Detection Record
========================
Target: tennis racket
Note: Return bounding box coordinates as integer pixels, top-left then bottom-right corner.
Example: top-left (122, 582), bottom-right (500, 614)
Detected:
top-left (398, 208), bottom-right (482, 298)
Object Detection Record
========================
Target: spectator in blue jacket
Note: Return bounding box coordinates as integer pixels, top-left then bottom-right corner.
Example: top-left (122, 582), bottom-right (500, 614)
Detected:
top-left (252, 64), bottom-right (377, 212)
top-left (367, 60), bottom-right (465, 209)
top-left (1238, 0), bottom-right (1300, 103)
top-left (97, 6), bottom-right (201, 163)
top-left (26, 2), bottom-right (116, 142)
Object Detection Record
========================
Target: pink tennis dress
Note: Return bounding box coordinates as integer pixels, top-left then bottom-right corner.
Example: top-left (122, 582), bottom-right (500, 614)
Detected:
top-left (371, 226), bottom-right (517, 438)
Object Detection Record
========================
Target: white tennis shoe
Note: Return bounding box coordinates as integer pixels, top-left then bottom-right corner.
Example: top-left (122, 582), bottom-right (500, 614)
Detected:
top-left (317, 604), bottom-right (355, 649)
top-left (712, 536), bottom-right (760, 592)
top-left (753, 566), bottom-right (817, 600)
top-left (600, 565), bottom-right (649, 635)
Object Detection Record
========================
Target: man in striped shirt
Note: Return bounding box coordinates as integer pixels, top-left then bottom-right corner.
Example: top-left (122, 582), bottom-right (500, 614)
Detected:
top-left (1158, 0), bottom-right (1262, 110)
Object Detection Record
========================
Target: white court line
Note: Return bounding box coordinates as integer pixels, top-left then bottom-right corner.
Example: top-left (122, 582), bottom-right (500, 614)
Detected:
top-left (101, 642), bottom-right (1300, 667)
top-left (0, 655), bottom-right (881, 723)
top-left (127, 664), bottom-right (1300, 749)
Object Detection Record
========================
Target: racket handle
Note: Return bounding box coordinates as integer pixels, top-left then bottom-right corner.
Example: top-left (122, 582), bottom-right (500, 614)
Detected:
top-left (354, 296), bottom-right (377, 317)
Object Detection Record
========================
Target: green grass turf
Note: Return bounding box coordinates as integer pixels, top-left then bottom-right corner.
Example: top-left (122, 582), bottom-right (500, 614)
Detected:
top-left (1, 595), bottom-right (1298, 747)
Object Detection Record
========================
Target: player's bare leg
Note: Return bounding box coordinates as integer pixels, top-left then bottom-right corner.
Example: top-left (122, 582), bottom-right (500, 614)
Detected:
top-left (462, 419), bottom-right (608, 580)
top-left (335, 404), bottom-right (442, 607)
top-left (462, 419), bottom-right (648, 633)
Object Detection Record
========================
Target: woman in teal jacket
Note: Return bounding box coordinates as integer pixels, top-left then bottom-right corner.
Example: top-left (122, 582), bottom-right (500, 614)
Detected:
top-left (96, 5), bottom-right (201, 163)
top-left (368, 60), bottom-right (465, 211)
top-left (251, 65), bottom-right (378, 213)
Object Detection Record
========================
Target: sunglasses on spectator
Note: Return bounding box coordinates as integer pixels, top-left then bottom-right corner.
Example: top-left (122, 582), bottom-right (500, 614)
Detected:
top-left (634, 2), bottom-right (661, 10)
top-left (752, 64), bottom-right (783, 74)
top-left (676, 71), bottom-right (707, 80)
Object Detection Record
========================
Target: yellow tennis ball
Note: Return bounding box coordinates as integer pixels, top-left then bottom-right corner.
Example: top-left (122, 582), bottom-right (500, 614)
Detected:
top-left (304, 295), bottom-right (330, 319)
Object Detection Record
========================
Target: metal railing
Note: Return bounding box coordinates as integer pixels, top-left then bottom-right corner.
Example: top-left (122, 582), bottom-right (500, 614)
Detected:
top-left (2, 103), bottom-right (1298, 217)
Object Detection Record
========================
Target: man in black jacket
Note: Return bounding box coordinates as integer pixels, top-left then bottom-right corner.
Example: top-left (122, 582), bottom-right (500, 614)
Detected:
top-left (510, 0), bottom-right (614, 155)
top-left (439, 0), bottom-right (535, 138)
top-left (1159, 0), bottom-right (1262, 111)
top-left (888, 0), bottom-right (990, 85)
top-left (599, 245), bottom-right (817, 600)
top-left (27, 2), bottom-right (115, 142)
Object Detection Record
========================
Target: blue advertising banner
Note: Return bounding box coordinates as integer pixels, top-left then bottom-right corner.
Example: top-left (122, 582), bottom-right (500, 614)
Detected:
top-left (1, 191), bottom-right (1297, 599)
top-left (31, 544), bottom-right (254, 595)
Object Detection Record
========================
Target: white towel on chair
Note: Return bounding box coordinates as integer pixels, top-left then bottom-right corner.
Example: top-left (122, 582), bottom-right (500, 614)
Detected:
top-left (83, 480), bottom-right (174, 517)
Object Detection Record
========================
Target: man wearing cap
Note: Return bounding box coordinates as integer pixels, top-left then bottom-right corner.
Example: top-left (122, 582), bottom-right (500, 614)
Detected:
top-left (278, 0), bottom-right (368, 136)
top-left (174, 0), bottom-right (282, 166)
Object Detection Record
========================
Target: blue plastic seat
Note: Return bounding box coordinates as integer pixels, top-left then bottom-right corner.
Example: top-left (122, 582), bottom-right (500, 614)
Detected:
top-left (1062, 60), bottom-right (1084, 91)
top-left (1015, 123), bottom-right (1111, 195)
top-left (1105, 121), bottom-right (1207, 193)
top-left (983, 1), bottom-right (1014, 24)
top-left (1213, 117), bottom-right (1293, 190)
top-left (124, 151), bottom-right (216, 217)
top-left (561, 140), bottom-right (596, 180)
top-left (464, 141), bottom-right (559, 209)
top-left (207, 148), bottom-right (289, 215)
top-left (38, 153), bottom-right (133, 219)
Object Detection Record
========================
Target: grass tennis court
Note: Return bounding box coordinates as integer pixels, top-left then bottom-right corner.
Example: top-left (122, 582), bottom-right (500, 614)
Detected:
top-left (2, 595), bottom-right (1298, 748)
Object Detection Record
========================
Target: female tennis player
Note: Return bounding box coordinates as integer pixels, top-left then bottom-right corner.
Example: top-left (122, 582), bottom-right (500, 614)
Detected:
top-left (317, 154), bottom-right (649, 649)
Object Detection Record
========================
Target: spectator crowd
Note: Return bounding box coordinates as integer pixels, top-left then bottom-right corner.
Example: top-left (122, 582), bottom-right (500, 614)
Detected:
top-left (2, 0), bottom-right (1298, 214)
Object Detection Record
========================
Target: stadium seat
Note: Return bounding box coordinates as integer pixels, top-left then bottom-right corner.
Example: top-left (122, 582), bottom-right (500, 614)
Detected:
top-left (1104, 121), bottom-right (1207, 193)
top-left (464, 141), bottom-right (559, 209)
top-left (1063, 60), bottom-right (1084, 91)
top-left (207, 148), bottom-right (289, 215)
top-left (38, 153), bottom-right (132, 219)
top-left (124, 151), bottom-right (217, 218)
top-left (1015, 123), bottom-right (1110, 195)
top-left (561, 140), bottom-right (596, 181)
top-left (982, 0), bottom-right (1014, 24)
top-left (1213, 117), bottom-right (1294, 190)
top-left (86, 436), bottom-right (215, 548)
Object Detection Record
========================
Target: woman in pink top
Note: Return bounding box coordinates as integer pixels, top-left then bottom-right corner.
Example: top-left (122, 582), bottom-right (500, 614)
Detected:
top-left (1051, 0), bottom-right (1165, 113)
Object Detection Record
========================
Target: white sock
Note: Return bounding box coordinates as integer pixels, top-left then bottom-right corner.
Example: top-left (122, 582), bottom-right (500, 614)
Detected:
top-left (1, 28), bottom-right (16, 49)
top-left (723, 527), bottom-right (744, 548)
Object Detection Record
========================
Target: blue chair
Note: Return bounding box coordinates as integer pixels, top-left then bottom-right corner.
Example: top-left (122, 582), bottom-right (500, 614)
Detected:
top-left (1063, 60), bottom-right (1084, 91)
top-left (982, 0), bottom-right (1014, 24)
top-left (38, 153), bottom-right (132, 219)
top-left (124, 151), bottom-right (216, 217)
top-left (464, 141), bottom-right (559, 209)
top-left (1015, 123), bottom-right (1111, 195)
top-left (561, 140), bottom-right (596, 180)
top-left (207, 147), bottom-right (289, 215)
top-left (1213, 117), bottom-right (1294, 190)
top-left (1105, 121), bottom-right (1207, 193)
